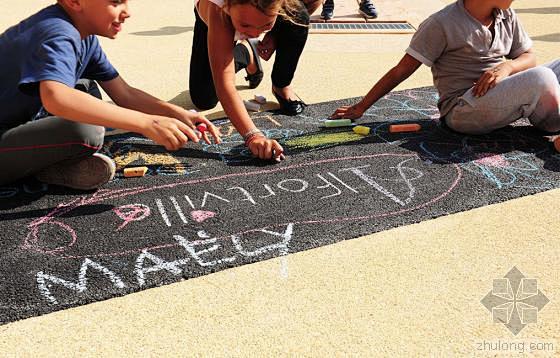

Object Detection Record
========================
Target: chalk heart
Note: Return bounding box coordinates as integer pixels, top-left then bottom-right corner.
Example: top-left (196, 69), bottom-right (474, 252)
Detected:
top-left (191, 210), bottom-right (216, 223)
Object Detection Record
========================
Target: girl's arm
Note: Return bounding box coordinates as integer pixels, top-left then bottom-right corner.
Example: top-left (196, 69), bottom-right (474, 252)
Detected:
top-left (198, 0), bottom-right (283, 159)
top-left (331, 54), bottom-right (422, 119)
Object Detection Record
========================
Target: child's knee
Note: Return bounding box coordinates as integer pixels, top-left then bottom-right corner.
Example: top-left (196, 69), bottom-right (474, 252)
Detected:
top-left (67, 122), bottom-right (105, 148)
top-left (190, 94), bottom-right (218, 111)
top-left (532, 67), bottom-right (559, 94)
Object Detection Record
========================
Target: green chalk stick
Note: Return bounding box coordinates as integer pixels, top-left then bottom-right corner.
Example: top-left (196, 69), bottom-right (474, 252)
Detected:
top-left (322, 119), bottom-right (353, 128)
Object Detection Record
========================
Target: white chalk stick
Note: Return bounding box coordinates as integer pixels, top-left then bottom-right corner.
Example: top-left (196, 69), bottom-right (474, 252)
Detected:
top-left (244, 100), bottom-right (260, 112)
top-left (254, 94), bottom-right (267, 104)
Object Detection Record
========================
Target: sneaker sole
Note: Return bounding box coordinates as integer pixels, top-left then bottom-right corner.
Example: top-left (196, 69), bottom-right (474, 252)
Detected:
top-left (359, 9), bottom-right (378, 19)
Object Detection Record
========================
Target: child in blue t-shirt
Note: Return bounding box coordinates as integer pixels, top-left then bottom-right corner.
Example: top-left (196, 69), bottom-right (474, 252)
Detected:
top-left (331, 0), bottom-right (560, 136)
top-left (0, 0), bottom-right (221, 190)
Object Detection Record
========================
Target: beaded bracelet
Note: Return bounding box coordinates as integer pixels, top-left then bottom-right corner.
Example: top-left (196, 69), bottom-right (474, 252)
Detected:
top-left (244, 132), bottom-right (266, 147)
top-left (242, 128), bottom-right (264, 141)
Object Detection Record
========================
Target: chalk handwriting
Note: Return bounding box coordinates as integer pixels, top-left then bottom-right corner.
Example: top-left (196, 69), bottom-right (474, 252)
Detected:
top-left (38, 224), bottom-right (294, 304)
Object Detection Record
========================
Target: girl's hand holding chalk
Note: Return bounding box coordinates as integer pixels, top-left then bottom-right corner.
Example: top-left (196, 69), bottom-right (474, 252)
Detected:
top-left (330, 102), bottom-right (365, 120)
top-left (272, 149), bottom-right (285, 163)
top-left (244, 131), bottom-right (283, 161)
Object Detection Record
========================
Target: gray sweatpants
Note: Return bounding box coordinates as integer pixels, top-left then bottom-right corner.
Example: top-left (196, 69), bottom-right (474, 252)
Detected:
top-left (0, 80), bottom-right (106, 185)
top-left (446, 59), bottom-right (560, 135)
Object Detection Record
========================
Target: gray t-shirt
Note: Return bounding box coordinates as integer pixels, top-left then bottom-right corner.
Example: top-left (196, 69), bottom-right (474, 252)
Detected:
top-left (406, 0), bottom-right (532, 117)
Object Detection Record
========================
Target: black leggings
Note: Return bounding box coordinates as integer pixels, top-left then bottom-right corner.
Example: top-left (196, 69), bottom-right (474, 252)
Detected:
top-left (189, 5), bottom-right (310, 110)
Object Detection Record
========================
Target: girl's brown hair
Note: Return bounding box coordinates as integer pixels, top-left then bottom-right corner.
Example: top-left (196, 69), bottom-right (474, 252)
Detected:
top-left (224, 0), bottom-right (307, 26)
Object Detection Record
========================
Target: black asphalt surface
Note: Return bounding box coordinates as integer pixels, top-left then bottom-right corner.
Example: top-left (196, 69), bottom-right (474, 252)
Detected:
top-left (2, 87), bottom-right (560, 324)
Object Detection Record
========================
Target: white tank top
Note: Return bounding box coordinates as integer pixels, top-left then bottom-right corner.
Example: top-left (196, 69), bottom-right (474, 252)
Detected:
top-left (195, 0), bottom-right (249, 40)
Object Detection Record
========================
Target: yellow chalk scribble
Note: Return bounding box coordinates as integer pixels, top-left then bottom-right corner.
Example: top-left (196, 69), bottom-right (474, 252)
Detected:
top-left (113, 150), bottom-right (187, 175)
top-left (286, 131), bottom-right (363, 150)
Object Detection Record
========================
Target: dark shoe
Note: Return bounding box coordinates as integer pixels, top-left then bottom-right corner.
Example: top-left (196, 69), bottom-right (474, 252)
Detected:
top-left (245, 38), bottom-right (264, 89)
top-left (321, 0), bottom-right (335, 20)
top-left (35, 153), bottom-right (116, 190)
top-left (272, 88), bottom-right (307, 116)
top-left (359, 0), bottom-right (378, 19)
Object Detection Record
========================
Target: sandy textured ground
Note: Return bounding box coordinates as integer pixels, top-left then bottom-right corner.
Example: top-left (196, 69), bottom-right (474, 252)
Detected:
top-left (1, 0), bottom-right (559, 355)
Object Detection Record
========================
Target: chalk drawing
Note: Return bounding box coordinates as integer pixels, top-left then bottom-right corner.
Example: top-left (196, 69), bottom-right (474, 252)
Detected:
top-left (191, 210), bottom-right (216, 223)
top-left (134, 250), bottom-right (189, 287)
top-left (37, 258), bottom-right (125, 304)
top-left (21, 154), bottom-right (462, 260)
top-left (201, 128), bottom-right (303, 164)
top-left (113, 204), bottom-right (151, 231)
top-left (286, 131), bottom-right (364, 151)
top-left (415, 136), bottom-right (557, 190)
top-left (155, 198), bottom-right (171, 226)
top-left (170, 196), bottom-right (188, 224)
top-left (37, 225), bottom-right (295, 303)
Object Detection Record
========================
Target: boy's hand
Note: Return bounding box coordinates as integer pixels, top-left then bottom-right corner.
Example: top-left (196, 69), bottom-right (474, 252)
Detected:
top-left (330, 103), bottom-right (365, 120)
top-left (472, 62), bottom-right (513, 97)
top-left (247, 136), bottom-right (284, 161)
top-left (143, 115), bottom-right (199, 151)
top-left (257, 34), bottom-right (276, 61)
top-left (180, 111), bottom-right (222, 145)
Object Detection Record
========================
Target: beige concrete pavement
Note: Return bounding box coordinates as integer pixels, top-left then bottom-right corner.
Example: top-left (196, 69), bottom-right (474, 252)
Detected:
top-left (1, 0), bottom-right (559, 356)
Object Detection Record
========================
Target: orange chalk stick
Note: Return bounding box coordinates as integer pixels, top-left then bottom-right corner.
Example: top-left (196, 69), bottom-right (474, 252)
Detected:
top-left (124, 166), bottom-right (148, 178)
top-left (389, 123), bottom-right (421, 133)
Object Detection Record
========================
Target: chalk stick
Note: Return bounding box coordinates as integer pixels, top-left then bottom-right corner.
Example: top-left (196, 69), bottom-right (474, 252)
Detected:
top-left (353, 125), bottom-right (371, 136)
top-left (196, 123), bottom-right (207, 133)
top-left (254, 94), bottom-right (267, 104)
top-left (554, 137), bottom-right (560, 152)
top-left (322, 119), bottom-right (353, 128)
top-left (124, 166), bottom-right (148, 178)
top-left (389, 123), bottom-right (421, 133)
top-left (244, 100), bottom-right (260, 112)
top-left (272, 149), bottom-right (285, 163)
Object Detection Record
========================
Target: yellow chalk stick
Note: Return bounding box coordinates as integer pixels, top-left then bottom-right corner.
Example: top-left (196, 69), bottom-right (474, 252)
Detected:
top-left (353, 125), bottom-right (370, 136)
top-left (124, 166), bottom-right (148, 178)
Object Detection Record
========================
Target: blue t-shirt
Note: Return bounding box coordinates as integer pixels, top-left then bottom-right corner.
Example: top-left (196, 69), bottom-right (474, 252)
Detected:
top-left (0, 4), bottom-right (119, 129)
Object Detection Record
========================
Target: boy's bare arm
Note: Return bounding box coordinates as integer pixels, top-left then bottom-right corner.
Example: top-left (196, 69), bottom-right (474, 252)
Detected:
top-left (473, 49), bottom-right (536, 97)
top-left (100, 76), bottom-right (221, 144)
top-left (331, 54), bottom-right (422, 119)
top-left (40, 80), bottom-right (199, 151)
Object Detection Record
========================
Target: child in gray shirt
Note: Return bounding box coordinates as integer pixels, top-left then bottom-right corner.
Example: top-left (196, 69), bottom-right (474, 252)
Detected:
top-left (331, 0), bottom-right (560, 135)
